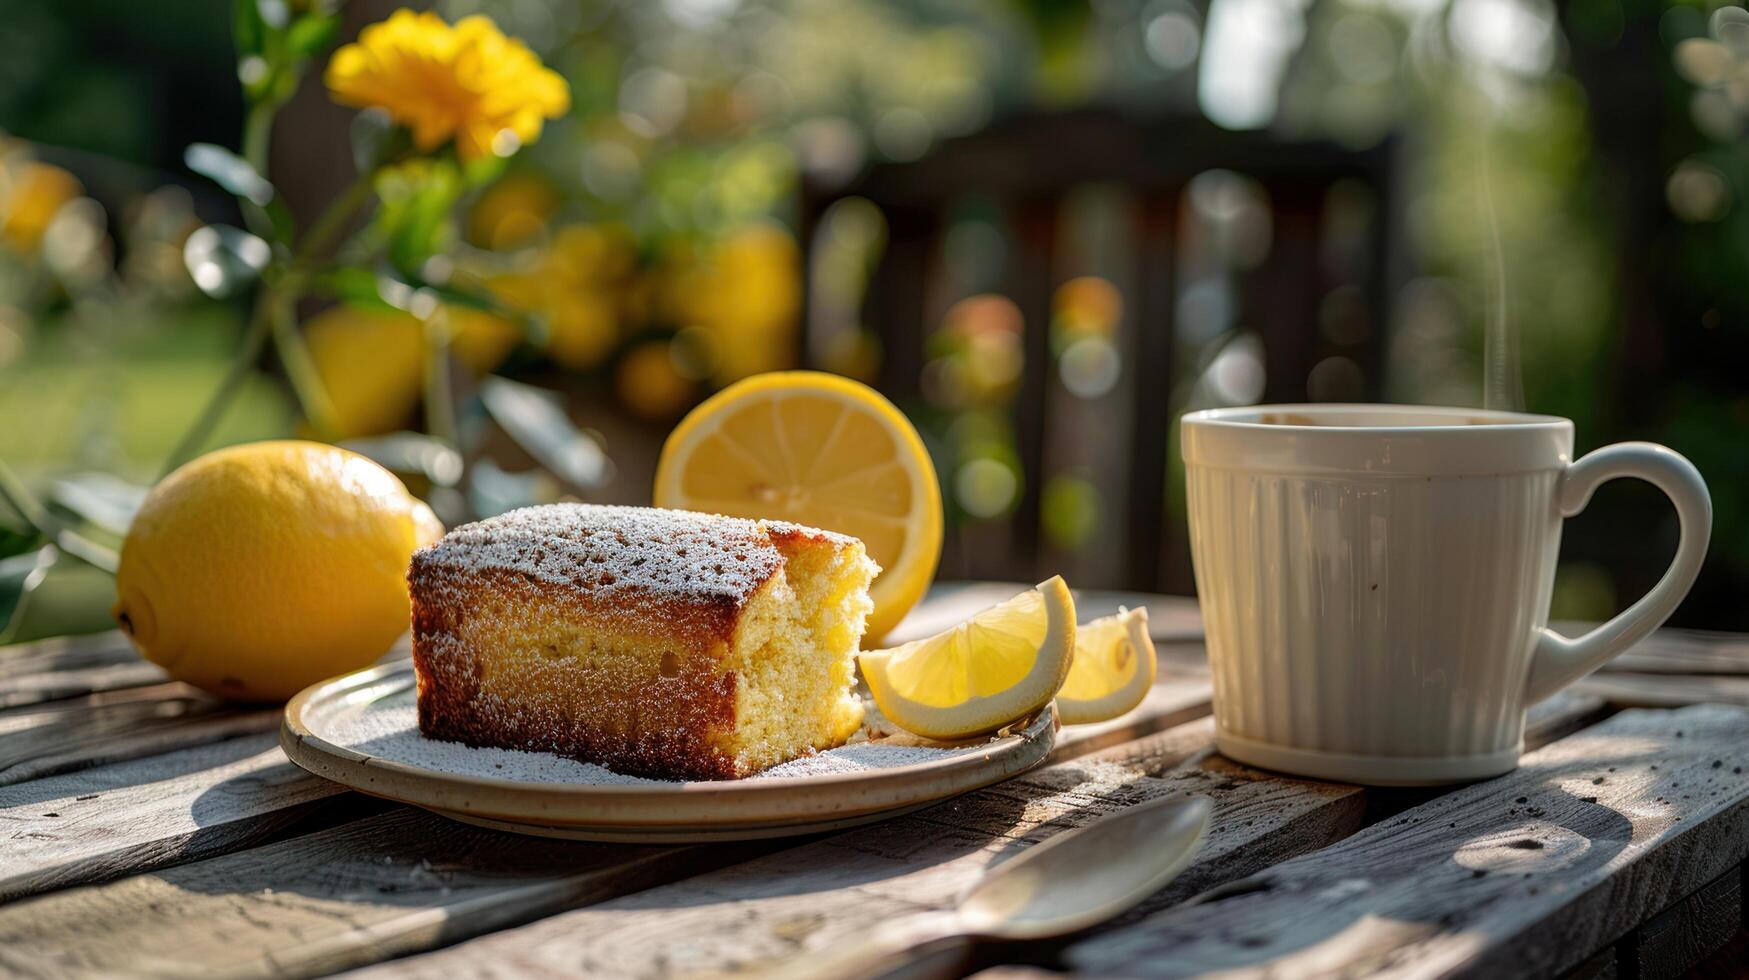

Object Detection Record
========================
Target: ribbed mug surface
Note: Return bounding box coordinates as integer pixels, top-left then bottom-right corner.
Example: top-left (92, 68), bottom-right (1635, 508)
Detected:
top-left (1181, 404), bottom-right (1577, 784)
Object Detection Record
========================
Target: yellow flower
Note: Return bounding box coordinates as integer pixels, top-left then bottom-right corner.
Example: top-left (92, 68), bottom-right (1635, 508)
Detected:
top-left (325, 10), bottom-right (570, 163)
top-left (0, 162), bottom-right (82, 253)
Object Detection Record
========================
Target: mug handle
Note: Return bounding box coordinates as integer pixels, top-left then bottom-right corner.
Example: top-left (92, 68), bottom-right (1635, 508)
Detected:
top-left (1523, 442), bottom-right (1712, 704)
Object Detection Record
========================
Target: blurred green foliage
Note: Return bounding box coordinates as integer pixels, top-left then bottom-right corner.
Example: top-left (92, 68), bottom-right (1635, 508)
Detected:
top-left (0, 0), bottom-right (1744, 632)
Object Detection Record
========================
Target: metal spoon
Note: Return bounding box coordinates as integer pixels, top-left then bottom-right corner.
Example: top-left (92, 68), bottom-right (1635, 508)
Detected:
top-left (770, 794), bottom-right (1212, 980)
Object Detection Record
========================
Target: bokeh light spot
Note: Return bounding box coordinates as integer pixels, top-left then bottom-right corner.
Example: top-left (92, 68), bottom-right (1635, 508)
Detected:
top-left (955, 457), bottom-right (1018, 519)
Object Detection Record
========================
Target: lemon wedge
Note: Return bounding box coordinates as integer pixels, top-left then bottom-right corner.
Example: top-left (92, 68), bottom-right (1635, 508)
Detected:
top-left (858, 577), bottom-right (1076, 740)
top-left (654, 371), bottom-right (943, 644)
top-left (1055, 607), bottom-right (1156, 725)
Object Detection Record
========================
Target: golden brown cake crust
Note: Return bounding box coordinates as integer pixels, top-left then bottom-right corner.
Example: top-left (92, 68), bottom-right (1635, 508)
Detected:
top-left (411, 570), bottom-right (745, 780)
top-left (409, 504), bottom-right (860, 780)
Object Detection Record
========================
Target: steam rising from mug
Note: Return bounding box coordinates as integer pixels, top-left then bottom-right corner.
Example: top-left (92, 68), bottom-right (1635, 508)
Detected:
top-left (1481, 137), bottom-right (1524, 413)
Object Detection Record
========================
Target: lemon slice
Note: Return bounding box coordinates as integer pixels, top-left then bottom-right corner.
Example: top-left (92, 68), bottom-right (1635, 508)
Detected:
top-left (858, 577), bottom-right (1076, 740)
top-left (654, 371), bottom-right (943, 643)
top-left (1056, 607), bottom-right (1156, 725)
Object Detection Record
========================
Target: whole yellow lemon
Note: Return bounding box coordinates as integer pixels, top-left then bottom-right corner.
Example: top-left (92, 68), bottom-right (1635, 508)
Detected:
top-left (113, 440), bottom-right (444, 701)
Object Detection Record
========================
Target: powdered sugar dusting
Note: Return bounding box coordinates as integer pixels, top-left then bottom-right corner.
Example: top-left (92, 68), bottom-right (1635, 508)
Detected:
top-left (414, 503), bottom-right (797, 605)
top-left (324, 686), bottom-right (991, 785)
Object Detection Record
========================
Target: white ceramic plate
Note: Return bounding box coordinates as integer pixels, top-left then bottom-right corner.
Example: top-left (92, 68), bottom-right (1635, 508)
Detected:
top-left (281, 661), bottom-right (1056, 842)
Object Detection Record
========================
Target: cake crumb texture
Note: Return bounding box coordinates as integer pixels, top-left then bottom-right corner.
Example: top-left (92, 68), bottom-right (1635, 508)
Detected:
top-left (410, 503), bottom-right (876, 780)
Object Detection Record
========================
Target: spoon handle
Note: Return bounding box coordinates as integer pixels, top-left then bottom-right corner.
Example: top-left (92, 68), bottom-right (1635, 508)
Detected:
top-left (766, 911), bottom-right (972, 980)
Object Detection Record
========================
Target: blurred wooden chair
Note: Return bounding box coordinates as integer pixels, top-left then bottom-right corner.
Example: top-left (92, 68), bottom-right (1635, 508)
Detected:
top-left (801, 108), bottom-right (1402, 595)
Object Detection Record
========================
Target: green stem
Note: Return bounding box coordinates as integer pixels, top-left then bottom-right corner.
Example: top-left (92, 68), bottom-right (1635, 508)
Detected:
top-left (0, 457), bottom-right (52, 533)
top-left (161, 169), bottom-right (376, 466)
top-left (422, 314), bottom-right (459, 447)
top-left (242, 101), bottom-right (275, 181)
top-left (159, 292), bottom-right (275, 478)
top-left (0, 458), bottom-right (119, 574)
top-left (296, 175), bottom-right (375, 269)
top-left (268, 289), bottom-right (342, 440)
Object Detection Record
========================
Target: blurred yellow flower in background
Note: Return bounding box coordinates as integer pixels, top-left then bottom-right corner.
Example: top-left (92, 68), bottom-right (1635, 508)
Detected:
top-left (0, 161), bottom-right (82, 253)
top-left (616, 341), bottom-right (696, 420)
top-left (468, 171), bottom-right (560, 251)
top-left (325, 10), bottom-right (570, 162)
top-left (667, 221), bottom-right (800, 384)
top-left (444, 306), bottom-right (523, 373)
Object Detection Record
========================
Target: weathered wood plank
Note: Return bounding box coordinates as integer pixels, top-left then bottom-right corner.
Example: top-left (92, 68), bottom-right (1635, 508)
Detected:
top-left (1560, 622), bottom-right (1749, 676)
top-left (1049, 673), bottom-right (1211, 763)
top-left (0, 630), bottom-right (169, 710)
top-left (1056, 690), bottom-right (1607, 932)
top-left (0, 632), bottom-right (412, 713)
top-left (0, 732), bottom-right (356, 900)
top-left (347, 696), bottom-right (1610, 980)
top-left (1559, 946), bottom-right (1619, 980)
top-left (0, 808), bottom-right (775, 979)
top-left (0, 685), bottom-right (279, 786)
top-left (1524, 690), bottom-right (1612, 747)
top-left (0, 658), bottom-right (167, 711)
top-left (0, 755), bottom-right (1198, 978)
top-left (338, 760), bottom-right (1237, 979)
top-left (0, 630), bottom-right (134, 678)
top-left (1574, 671), bottom-right (1749, 708)
top-left (0, 656), bottom-right (1212, 976)
top-left (0, 678), bottom-right (1209, 975)
top-left (1058, 704), bottom-right (1749, 979)
top-left (1620, 863), bottom-right (1743, 980)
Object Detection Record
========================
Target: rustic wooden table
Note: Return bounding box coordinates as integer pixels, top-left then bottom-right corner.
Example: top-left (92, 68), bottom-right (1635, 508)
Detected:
top-left (3, 584), bottom-right (1746, 979)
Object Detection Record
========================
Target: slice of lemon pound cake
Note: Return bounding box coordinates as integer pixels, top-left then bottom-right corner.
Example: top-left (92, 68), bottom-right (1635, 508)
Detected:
top-left (409, 504), bottom-right (877, 780)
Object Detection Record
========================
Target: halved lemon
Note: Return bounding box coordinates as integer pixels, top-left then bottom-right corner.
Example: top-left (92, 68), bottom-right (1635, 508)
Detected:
top-left (654, 371), bottom-right (943, 643)
top-left (858, 577), bottom-right (1076, 740)
top-left (1056, 607), bottom-right (1156, 725)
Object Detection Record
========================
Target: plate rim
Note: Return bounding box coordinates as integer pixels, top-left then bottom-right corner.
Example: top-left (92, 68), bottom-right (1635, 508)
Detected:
top-left (280, 660), bottom-right (1056, 832)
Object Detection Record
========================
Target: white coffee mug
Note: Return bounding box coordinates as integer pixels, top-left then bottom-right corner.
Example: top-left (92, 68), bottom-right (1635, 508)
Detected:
top-left (1181, 404), bottom-right (1711, 785)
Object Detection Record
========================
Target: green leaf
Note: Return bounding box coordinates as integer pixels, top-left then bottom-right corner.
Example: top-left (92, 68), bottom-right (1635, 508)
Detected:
top-left (0, 524), bottom-right (38, 561)
top-left (49, 473), bottom-right (146, 537)
top-left (352, 109), bottom-right (410, 175)
top-left (373, 164), bottom-right (463, 277)
top-left (413, 279), bottom-right (520, 317)
top-left (314, 267), bottom-right (403, 312)
top-left (186, 143), bottom-right (275, 207)
top-left (234, 0), bottom-right (267, 58)
top-left (479, 376), bottom-right (613, 491)
top-left (263, 197), bottom-right (296, 244)
top-left (183, 225), bottom-right (272, 298)
top-left (286, 12), bottom-right (340, 58)
top-left (0, 546), bottom-right (56, 642)
top-left (462, 153), bottom-right (510, 188)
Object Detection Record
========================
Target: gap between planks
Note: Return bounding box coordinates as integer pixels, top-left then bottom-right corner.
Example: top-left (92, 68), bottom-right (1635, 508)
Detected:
top-left (0, 732), bottom-right (371, 902)
top-left (0, 684), bottom-right (280, 787)
top-left (0, 673), bottom-right (1211, 978)
top-left (1056, 702), bottom-right (1749, 979)
top-left (306, 694), bottom-right (1611, 979)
